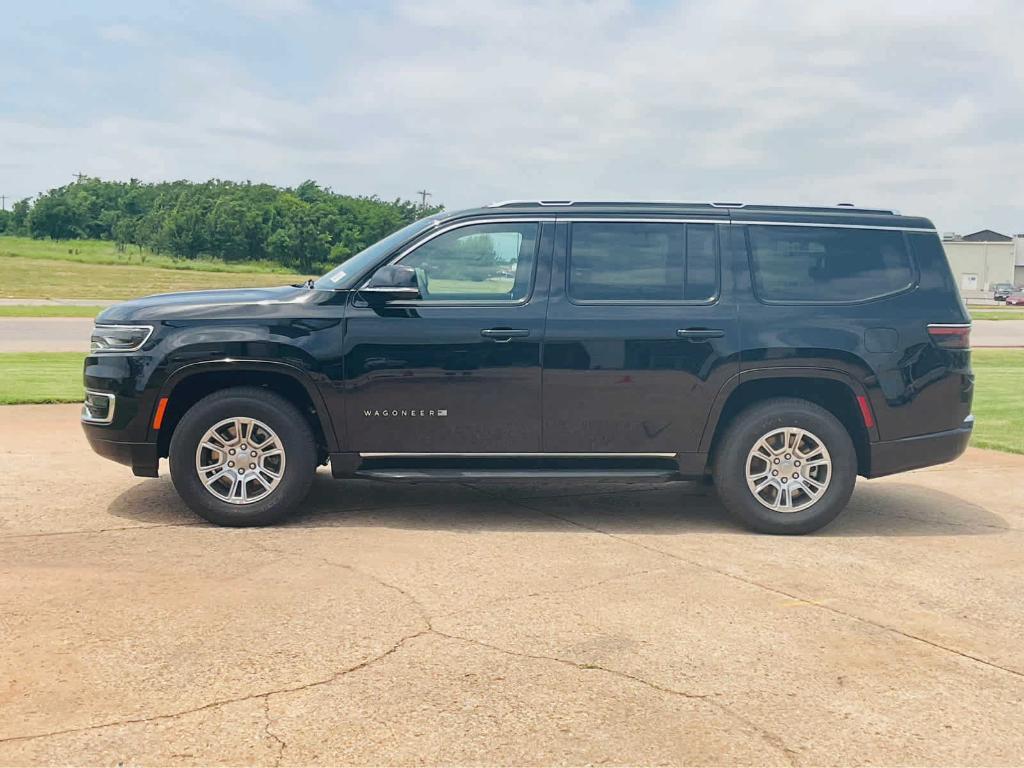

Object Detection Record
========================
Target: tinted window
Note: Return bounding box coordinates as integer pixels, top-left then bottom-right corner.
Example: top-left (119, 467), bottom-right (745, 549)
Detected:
top-left (399, 222), bottom-right (538, 301)
top-left (568, 222), bottom-right (717, 301)
top-left (748, 226), bottom-right (914, 303)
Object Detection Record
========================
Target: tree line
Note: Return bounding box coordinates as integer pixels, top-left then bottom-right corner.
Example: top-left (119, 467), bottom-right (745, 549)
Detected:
top-left (0, 178), bottom-right (442, 272)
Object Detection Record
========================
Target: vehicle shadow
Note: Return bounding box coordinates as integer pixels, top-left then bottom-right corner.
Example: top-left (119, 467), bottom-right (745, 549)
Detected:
top-left (106, 470), bottom-right (1008, 537)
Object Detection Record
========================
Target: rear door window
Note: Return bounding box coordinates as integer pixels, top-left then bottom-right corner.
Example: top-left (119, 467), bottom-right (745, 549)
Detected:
top-left (568, 222), bottom-right (718, 302)
top-left (747, 225), bottom-right (915, 303)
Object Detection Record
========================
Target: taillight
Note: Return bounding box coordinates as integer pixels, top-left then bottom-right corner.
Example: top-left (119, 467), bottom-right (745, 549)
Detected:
top-left (927, 324), bottom-right (971, 349)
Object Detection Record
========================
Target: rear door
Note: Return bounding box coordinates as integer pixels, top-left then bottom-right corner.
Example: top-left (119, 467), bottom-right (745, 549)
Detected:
top-left (542, 217), bottom-right (739, 454)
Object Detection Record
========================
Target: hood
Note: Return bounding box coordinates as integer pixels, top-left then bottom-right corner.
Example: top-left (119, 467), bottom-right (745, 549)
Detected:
top-left (96, 284), bottom-right (332, 323)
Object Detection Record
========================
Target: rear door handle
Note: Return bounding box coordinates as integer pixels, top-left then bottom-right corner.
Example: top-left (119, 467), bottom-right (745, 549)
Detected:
top-left (676, 328), bottom-right (725, 340)
top-left (481, 328), bottom-right (530, 342)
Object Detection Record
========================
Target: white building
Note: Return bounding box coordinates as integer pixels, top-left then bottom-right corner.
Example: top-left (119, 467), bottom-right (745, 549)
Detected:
top-left (941, 230), bottom-right (1023, 301)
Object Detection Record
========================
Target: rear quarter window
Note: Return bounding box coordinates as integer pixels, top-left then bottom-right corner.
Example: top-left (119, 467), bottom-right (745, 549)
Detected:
top-left (748, 225), bottom-right (916, 303)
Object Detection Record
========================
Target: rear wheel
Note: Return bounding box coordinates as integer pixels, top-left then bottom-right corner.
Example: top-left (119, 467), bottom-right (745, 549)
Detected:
top-left (712, 398), bottom-right (857, 534)
top-left (169, 387), bottom-right (316, 526)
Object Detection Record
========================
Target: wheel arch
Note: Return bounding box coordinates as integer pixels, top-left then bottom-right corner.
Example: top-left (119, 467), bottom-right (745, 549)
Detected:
top-left (151, 360), bottom-right (339, 460)
top-left (700, 368), bottom-right (877, 476)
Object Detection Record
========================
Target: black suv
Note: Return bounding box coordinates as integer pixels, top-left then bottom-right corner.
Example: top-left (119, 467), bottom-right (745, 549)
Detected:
top-left (82, 201), bottom-right (973, 534)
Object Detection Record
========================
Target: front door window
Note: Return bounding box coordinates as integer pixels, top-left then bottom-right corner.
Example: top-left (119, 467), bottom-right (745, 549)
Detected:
top-left (398, 222), bottom-right (539, 301)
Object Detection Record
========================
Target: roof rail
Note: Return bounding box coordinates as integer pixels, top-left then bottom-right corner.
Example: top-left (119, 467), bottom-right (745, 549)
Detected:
top-left (486, 199), bottom-right (574, 207)
top-left (483, 200), bottom-right (898, 214)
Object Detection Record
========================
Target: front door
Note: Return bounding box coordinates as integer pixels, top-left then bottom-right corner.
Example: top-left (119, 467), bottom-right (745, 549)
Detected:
top-left (542, 219), bottom-right (739, 454)
top-left (343, 219), bottom-right (553, 453)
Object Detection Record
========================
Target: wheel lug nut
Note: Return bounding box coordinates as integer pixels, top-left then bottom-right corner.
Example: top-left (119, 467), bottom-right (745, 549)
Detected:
top-left (773, 458), bottom-right (780, 464)
top-left (249, 463), bottom-right (256, 469)
top-left (794, 460), bottom-right (801, 467)
top-left (229, 449), bottom-right (236, 455)
top-left (237, 468), bottom-right (244, 474)
top-left (781, 477), bottom-right (788, 483)
top-left (251, 451), bottom-right (257, 457)
top-left (771, 470), bottom-right (778, 476)
top-left (793, 473), bottom-right (799, 478)
top-left (785, 453), bottom-right (791, 459)
top-left (228, 461), bottom-right (234, 467)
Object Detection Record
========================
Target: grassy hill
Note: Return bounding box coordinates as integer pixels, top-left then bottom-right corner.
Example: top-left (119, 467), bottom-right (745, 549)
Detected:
top-left (0, 236), bottom-right (311, 301)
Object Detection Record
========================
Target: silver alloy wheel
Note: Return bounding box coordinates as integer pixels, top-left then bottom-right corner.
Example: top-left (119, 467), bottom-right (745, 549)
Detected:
top-left (194, 417), bottom-right (286, 505)
top-left (745, 427), bottom-right (832, 513)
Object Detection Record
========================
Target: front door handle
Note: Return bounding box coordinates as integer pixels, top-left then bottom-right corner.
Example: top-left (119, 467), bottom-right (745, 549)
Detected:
top-left (480, 328), bottom-right (530, 342)
top-left (676, 328), bottom-right (725, 340)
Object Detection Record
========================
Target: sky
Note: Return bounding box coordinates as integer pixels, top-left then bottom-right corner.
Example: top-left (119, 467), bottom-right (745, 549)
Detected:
top-left (2, 0), bottom-right (1022, 234)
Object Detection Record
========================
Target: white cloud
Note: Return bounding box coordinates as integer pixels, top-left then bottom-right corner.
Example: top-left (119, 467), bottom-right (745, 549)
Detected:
top-left (5, 0), bottom-right (1024, 232)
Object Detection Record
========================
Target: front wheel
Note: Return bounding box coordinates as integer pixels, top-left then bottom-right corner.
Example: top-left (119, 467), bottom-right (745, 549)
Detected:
top-left (712, 398), bottom-right (857, 534)
top-left (169, 387), bottom-right (317, 526)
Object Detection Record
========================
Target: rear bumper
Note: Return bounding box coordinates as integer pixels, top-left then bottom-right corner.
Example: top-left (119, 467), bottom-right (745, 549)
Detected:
top-left (867, 416), bottom-right (973, 478)
top-left (82, 424), bottom-right (160, 477)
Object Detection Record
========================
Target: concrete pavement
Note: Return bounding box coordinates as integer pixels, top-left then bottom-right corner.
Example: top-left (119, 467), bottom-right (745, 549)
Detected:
top-left (1, 316), bottom-right (1023, 352)
top-left (1, 404), bottom-right (1022, 765)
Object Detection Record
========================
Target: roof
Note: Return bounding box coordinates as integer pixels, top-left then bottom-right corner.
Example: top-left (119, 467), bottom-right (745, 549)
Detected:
top-left (441, 200), bottom-right (935, 231)
top-left (962, 229), bottom-right (1012, 242)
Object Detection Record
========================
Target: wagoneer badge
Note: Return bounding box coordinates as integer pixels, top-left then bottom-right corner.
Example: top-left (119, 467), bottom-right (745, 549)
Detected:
top-left (363, 409), bottom-right (448, 417)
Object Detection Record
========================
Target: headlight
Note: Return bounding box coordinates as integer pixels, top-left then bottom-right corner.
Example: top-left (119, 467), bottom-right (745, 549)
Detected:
top-left (90, 324), bottom-right (154, 353)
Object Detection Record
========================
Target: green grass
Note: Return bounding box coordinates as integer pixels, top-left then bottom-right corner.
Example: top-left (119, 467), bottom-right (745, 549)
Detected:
top-left (2, 350), bottom-right (1022, 456)
top-left (969, 349), bottom-right (1024, 455)
top-left (0, 305), bottom-right (104, 317)
top-left (0, 352), bottom-right (85, 404)
top-left (0, 255), bottom-right (309, 300)
top-left (970, 309), bottom-right (1024, 321)
top-left (0, 235), bottom-right (293, 274)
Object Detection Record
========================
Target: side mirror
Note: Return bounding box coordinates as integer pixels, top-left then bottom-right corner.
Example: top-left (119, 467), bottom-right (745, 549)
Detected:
top-left (360, 265), bottom-right (421, 301)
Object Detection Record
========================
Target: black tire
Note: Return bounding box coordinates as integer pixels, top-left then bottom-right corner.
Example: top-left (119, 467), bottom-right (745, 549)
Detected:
top-left (712, 397), bottom-right (857, 535)
top-left (169, 387), bottom-right (317, 526)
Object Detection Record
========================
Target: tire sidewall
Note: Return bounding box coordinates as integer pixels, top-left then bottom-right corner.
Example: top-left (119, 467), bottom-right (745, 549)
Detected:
top-left (169, 391), bottom-right (315, 526)
top-left (714, 400), bottom-right (857, 534)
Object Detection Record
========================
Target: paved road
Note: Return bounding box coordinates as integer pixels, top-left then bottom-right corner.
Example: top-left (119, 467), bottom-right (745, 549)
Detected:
top-left (1, 404), bottom-right (1022, 765)
top-left (969, 319), bottom-right (1024, 347)
top-left (2, 316), bottom-right (1023, 352)
top-left (0, 317), bottom-right (95, 352)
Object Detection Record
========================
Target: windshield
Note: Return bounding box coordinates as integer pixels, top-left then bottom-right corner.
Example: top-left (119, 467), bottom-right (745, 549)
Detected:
top-left (314, 215), bottom-right (445, 290)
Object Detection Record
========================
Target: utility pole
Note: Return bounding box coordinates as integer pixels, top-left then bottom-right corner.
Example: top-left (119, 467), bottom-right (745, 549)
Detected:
top-left (73, 172), bottom-right (87, 182)
top-left (416, 189), bottom-right (432, 209)
top-left (0, 195), bottom-right (5, 211)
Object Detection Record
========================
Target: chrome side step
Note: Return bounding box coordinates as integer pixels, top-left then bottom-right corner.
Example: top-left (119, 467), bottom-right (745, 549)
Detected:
top-left (354, 468), bottom-right (679, 481)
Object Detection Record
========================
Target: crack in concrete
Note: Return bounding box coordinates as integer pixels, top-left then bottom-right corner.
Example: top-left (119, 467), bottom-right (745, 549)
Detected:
top-left (510, 501), bottom-right (1024, 682)
top-left (856, 505), bottom-right (1021, 533)
top-left (0, 522), bottom-right (203, 542)
top-left (0, 628), bottom-right (430, 748)
top-left (437, 566), bottom-right (666, 620)
top-left (296, 551), bottom-right (799, 765)
top-left (430, 629), bottom-right (797, 766)
top-left (262, 695), bottom-right (286, 767)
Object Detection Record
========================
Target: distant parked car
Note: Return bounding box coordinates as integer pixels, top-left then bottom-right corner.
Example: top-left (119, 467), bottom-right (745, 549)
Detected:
top-left (1004, 292), bottom-right (1024, 306)
top-left (993, 283), bottom-right (1017, 301)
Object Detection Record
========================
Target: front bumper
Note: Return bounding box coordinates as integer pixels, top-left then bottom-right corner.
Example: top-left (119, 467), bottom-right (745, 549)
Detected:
top-left (82, 424), bottom-right (160, 477)
top-left (867, 415), bottom-right (973, 478)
